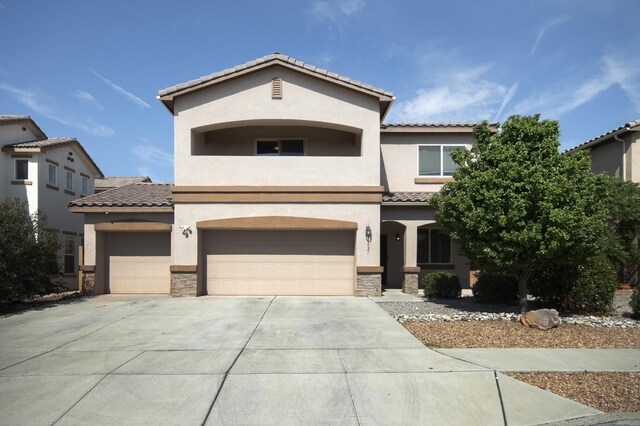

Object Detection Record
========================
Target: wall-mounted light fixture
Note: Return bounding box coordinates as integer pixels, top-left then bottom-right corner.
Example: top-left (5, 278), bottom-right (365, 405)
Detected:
top-left (395, 233), bottom-right (401, 241)
top-left (365, 225), bottom-right (372, 253)
top-left (180, 225), bottom-right (193, 238)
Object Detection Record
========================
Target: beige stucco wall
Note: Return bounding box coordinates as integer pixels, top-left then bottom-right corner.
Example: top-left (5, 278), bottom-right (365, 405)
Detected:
top-left (3, 153), bottom-right (38, 215)
top-left (381, 206), bottom-right (470, 289)
top-left (172, 65), bottom-right (381, 186)
top-left (0, 122), bottom-right (41, 145)
top-left (380, 132), bottom-right (473, 192)
top-left (589, 138), bottom-right (625, 178)
top-left (173, 203), bottom-right (380, 267)
top-left (629, 132), bottom-right (640, 183)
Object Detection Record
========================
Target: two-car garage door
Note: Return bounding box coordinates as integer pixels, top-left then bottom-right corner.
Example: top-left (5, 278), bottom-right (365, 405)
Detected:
top-left (106, 232), bottom-right (171, 294)
top-left (204, 230), bottom-right (355, 295)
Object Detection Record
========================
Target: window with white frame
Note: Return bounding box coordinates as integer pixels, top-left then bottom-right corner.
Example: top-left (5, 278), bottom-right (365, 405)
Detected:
top-left (64, 237), bottom-right (75, 274)
top-left (256, 139), bottom-right (305, 156)
top-left (48, 163), bottom-right (58, 186)
top-left (81, 176), bottom-right (89, 196)
top-left (418, 145), bottom-right (465, 177)
top-left (14, 159), bottom-right (28, 180)
top-left (65, 170), bottom-right (74, 191)
top-left (417, 227), bottom-right (452, 264)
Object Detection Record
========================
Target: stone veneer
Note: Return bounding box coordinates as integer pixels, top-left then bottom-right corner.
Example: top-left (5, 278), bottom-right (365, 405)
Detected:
top-left (402, 266), bottom-right (420, 295)
top-left (170, 272), bottom-right (197, 297)
top-left (356, 269), bottom-right (382, 296)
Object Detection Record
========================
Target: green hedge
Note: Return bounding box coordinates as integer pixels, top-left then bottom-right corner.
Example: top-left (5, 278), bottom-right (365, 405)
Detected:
top-left (422, 272), bottom-right (461, 299)
top-left (472, 272), bottom-right (518, 304)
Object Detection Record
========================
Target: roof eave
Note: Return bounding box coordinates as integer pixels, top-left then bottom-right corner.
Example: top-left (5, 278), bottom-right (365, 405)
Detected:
top-left (69, 206), bottom-right (174, 214)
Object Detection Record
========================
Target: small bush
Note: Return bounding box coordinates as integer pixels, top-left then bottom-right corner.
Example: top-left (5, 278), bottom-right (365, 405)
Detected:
top-left (529, 254), bottom-right (617, 314)
top-left (629, 287), bottom-right (640, 319)
top-left (422, 272), bottom-right (461, 299)
top-left (472, 272), bottom-right (518, 304)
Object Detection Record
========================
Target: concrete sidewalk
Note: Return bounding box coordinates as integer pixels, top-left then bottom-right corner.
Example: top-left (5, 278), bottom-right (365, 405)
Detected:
top-left (0, 296), bottom-right (611, 425)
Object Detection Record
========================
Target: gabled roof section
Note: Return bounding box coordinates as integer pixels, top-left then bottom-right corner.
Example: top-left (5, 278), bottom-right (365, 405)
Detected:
top-left (0, 115), bottom-right (47, 139)
top-left (95, 176), bottom-right (152, 191)
top-left (565, 119), bottom-right (640, 153)
top-left (157, 53), bottom-right (395, 117)
top-left (69, 183), bottom-right (173, 212)
top-left (2, 137), bottom-right (104, 178)
top-left (381, 122), bottom-right (500, 133)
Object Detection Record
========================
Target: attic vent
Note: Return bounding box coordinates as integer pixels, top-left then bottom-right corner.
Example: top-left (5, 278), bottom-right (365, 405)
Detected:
top-left (271, 78), bottom-right (282, 99)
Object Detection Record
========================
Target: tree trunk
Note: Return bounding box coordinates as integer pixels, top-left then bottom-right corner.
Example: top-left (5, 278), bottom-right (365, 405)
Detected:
top-left (517, 272), bottom-right (530, 314)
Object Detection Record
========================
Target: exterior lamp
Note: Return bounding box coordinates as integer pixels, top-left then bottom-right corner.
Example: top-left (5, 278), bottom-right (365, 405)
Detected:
top-left (365, 226), bottom-right (372, 253)
top-left (395, 233), bottom-right (400, 241)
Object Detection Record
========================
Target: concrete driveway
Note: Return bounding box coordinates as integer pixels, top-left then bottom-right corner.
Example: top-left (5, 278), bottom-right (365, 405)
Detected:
top-left (0, 296), bottom-right (598, 425)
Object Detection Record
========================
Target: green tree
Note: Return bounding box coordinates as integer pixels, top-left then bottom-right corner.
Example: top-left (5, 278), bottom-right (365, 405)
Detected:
top-left (432, 115), bottom-right (606, 313)
top-left (0, 199), bottom-right (62, 302)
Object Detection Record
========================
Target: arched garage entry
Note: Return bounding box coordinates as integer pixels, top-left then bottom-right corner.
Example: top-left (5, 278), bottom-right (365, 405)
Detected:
top-left (197, 216), bottom-right (357, 296)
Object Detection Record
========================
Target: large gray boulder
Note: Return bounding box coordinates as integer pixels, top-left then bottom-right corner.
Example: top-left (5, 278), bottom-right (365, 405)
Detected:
top-left (520, 309), bottom-right (560, 330)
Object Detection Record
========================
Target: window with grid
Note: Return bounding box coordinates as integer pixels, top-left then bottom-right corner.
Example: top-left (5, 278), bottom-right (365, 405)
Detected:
top-left (418, 145), bottom-right (464, 177)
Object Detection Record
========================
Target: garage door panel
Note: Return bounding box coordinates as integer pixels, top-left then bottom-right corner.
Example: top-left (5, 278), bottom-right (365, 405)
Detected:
top-left (106, 232), bottom-right (171, 294)
top-left (205, 230), bottom-right (355, 295)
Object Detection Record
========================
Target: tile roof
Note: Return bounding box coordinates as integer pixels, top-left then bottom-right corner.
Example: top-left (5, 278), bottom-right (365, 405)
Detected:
top-left (95, 176), bottom-right (152, 190)
top-left (69, 183), bottom-right (173, 209)
top-left (382, 122), bottom-right (500, 129)
top-left (565, 119), bottom-right (640, 153)
top-left (382, 192), bottom-right (435, 203)
top-left (158, 53), bottom-right (394, 99)
top-left (0, 115), bottom-right (31, 123)
top-left (4, 137), bottom-right (77, 148)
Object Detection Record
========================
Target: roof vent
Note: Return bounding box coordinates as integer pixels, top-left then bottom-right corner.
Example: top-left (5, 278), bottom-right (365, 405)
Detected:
top-left (272, 78), bottom-right (282, 100)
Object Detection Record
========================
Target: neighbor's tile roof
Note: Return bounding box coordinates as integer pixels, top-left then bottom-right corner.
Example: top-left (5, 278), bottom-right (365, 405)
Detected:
top-left (382, 122), bottom-right (500, 129)
top-left (95, 176), bottom-right (152, 190)
top-left (4, 137), bottom-right (77, 149)
top-left (0, 115), bottom-right (31, 122)
top-left (383, 192), bottom-right (435, 203)
top-left (158, 53), bottom-right (394, 98)
top-left (566, 118), bottom-right (640, 153)
top-left (69, 183), bottom-right (173, 208)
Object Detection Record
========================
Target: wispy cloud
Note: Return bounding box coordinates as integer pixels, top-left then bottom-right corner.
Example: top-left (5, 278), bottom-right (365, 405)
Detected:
top-left (90, 69), bottom-right (150, 109)
top-left (493, 82), bottom-right (519, 122)
top-left (513, 53), bottom-right (640, 118)
top-left (131, 142), bottom-right (173, 183)
top-left (0, 82), bottom-right (114, 137)
top-left (74, 90), bottom-right (103, 110)
top-left (310, 0), bottom-right (366, 33)
top-left (390, 51), bottom-right (508, 123)
top-left (530, 16), bottom-right (569, 56)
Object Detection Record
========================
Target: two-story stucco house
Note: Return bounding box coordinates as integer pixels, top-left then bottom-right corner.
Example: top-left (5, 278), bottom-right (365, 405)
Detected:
top-left (72, 54), bottom-right (496, 297)
top-left (1, 115), bottom-right (104, 288)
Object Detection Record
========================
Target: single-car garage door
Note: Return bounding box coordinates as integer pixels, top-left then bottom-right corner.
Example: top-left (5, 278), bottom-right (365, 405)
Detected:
top-left (106, 232), bottom-right (171, 294)
top-left (205, 230), bottom-right (355, 295)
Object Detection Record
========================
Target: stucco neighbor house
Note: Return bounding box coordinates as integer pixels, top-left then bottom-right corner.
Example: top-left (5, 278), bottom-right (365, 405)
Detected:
top-left (1, 115), bottom-right (104, 289)
top-left (71, 53), bottom-right (497, 297)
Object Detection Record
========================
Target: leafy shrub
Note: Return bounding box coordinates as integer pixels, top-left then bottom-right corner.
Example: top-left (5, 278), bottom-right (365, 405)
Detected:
top-left (0, 199), bottom-right (62, 302)
top-left (529, 254), bottom-right (617, 314)
top-left (629, 287), bottom-right (639, 319)
top-left (472, 272), bottom-right (518, 304)
top-left (422, 272), bottom-right (461, 299)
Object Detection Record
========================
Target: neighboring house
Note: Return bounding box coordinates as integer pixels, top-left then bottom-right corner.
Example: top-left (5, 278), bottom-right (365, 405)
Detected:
top-left (72, 54), bottom-right (496, 297)
top-left (94, 176), bottom-right (152, 193)
top-left (566, 119), bottom-right (640, 180)
top-left (1, 115), bottom-right (104, 289)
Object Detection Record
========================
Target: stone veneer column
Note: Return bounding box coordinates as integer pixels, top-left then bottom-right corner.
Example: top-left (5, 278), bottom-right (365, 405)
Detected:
top-left (170, 265), bottom-right (198, 297)
top-left (356, 266), bottom-right (383, 296)
top-left (80, 265), bottom-right (96, 295)
top-left (402, 266), bottom-right (420, 295)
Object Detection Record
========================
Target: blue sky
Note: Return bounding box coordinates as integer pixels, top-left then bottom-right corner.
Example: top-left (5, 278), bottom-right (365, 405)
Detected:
top-left (1, 0), bottom-right (639, 182)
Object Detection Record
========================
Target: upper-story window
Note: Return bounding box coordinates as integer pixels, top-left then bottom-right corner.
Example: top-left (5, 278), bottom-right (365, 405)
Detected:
top-left (48, 163), bottom-right (58, 186)
top-left (14, 159), bottom-right (28, 180)
top-left (81, 176), bottom-right (89, 196)
top-left (65, 170), bottom-right (74, 191)
top-left (256, 139), bottom-right (305, 156)
top-left (418, 145), bottom-right (465, 177)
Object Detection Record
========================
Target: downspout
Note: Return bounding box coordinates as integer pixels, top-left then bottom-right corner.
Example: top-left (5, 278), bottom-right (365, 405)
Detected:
top-left (613, 133), bottom-right (627, 181)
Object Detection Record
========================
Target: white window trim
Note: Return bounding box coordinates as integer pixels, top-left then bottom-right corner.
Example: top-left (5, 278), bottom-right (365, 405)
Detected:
top-left (48, 163), bottom-right (58, 186)
top-left (81, 176), bottom-right (89, 196)
top-left (65, 170), bottom-right (74, 191)
top-left (418, 227), bottom-right (453, 265)
top-left (417, 144), bottom-right (467, 177)
top-left (14, 159), bottom-right (28, 180)
top-left (254, 138), bottom-right (307, 156)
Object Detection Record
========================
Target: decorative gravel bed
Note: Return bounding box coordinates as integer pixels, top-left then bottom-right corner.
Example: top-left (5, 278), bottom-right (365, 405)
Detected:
top-left (506, 372), bottom-right (640, 413)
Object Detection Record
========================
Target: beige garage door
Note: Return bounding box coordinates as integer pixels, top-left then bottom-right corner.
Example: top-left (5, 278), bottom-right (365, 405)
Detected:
top-left (205, 230), bottom-right (355, 295)
top-left (106, 232), bottom-right (171, 294)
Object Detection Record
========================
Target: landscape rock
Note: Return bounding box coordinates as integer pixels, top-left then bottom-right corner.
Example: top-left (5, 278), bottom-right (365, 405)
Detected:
top-left (520, 309), bottom-right (560, 330)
